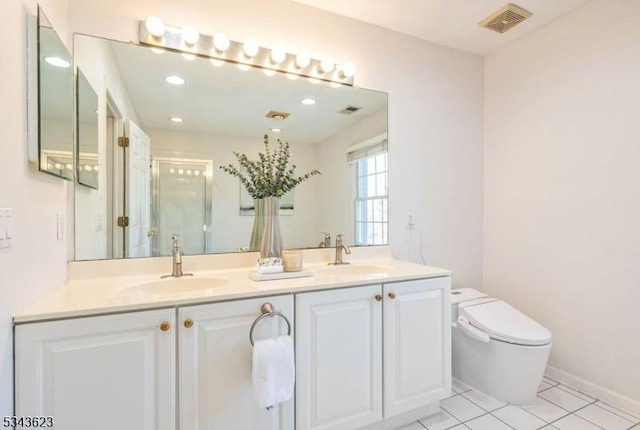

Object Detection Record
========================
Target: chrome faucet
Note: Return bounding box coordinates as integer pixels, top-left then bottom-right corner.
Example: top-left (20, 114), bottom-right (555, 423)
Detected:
top-left (318, 232), bottom-right (331, 248)
top-left (330, 234), bottom-right (351, 265)
top-left (161, 235), bottom-right (193, 279)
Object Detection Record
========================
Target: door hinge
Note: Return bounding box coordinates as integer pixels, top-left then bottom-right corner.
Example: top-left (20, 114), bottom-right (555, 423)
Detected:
top-left (118, 136), bottom-right (129, 148)
top-left (117, 216), bottom-right (129, 227)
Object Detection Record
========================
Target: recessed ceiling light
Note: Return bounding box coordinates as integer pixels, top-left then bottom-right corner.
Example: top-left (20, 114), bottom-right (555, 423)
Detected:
top-left (165, 75), bottom-right (185, 85)
top-left (44, 56), bottom-right (70, 68)
top-left (300, 97), bottom-right (317, 105)
top-left (270, 128), bottom-right (282, 132)
top-left (170, 117), bottom-right (184, 123)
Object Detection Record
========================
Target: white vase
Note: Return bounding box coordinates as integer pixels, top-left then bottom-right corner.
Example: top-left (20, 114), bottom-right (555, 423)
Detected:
top-left (260, 196), bottom-right (283, 258)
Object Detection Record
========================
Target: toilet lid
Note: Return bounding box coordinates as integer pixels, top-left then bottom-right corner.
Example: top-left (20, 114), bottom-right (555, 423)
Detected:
top-left (459, 299), bottom-right (552, 346)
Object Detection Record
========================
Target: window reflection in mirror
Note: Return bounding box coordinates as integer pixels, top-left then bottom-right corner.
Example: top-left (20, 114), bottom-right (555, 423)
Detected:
top-left (76, 69), bottom-right (99, 189)
top-left (38, 7), bottom-right (73, 180)
top-left (73, 34), bottom-right (388, 261)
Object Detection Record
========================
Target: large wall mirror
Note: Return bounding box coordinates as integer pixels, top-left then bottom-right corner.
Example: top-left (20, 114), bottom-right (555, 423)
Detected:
top-left (73, 34), bottom-right (388, 261)
top-left (37, 7), bottom-right (73, 180)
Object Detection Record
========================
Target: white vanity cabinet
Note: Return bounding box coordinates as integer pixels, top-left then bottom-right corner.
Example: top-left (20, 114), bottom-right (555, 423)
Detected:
top-left (295, 277), bottom-right (451, 430)
top-left (15, 308), bottom-right (176, 430)
top-left (178, 295), bottom-right (294, 430)
top-left (15, 295), bottom-right (295, 430)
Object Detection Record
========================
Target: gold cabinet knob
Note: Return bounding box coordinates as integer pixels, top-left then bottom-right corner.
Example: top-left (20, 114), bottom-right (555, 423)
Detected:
top-left (375, 294), bottom-right (383, 302)
top-left (160, 321), bottom-right (171, 331)
top-left (184, 319), bottom-right (194, 328)
top-left (388, 292), bottom-right (396, 299)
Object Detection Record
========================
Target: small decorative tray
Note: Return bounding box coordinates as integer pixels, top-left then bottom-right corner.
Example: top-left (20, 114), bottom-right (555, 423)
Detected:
top-left (249, 269), bottom-right (313, 282)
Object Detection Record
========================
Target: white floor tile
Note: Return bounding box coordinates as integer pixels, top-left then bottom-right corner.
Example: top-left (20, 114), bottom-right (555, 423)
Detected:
top-left (594, 401), bottom-right (640, 423)
top-left (553, 414), bottom-right (602, 430)
top-left (543, 376), bottom-right (560, 387)
top-left (523, 396), bottom-right (570, 423)
top-left (492, 404), bottom-right (548, 430)
top-left (539, 381), bottom-right (554, 392)
top-left (449, 426), bottom-right (470, 430)
top-left (452, 378), bottom-right (473, 394)
top-left (465, 414), bottom-right (512, 430)
top-left (395, 422), bottom-right (426, 430)
top-left (574, 404), bottom-right (635, 430)
top-left (419, 409), bottom-right (461, 430)
top-left (462, 390), bottom-right (507, 412)
top-left (539, 387), bottom-right (591, 412)
top-left (556, 385), bottom-right (597, 403)
top-left (440, 395), bottom-right (486, 422)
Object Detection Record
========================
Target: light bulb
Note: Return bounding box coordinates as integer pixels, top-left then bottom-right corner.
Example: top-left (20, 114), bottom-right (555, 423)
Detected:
top-left (300, 98), bottom-right (317, 105)
top-left (170, 117), bottom-right (184, 123)
top-left (169, 168), bottom-right (176, 174)
top-left (182, 25), bottom-right (200, 45)
top-left (270, 47), bottom-right (286, 64)
top-left (194, 170), bottom-right (201, 176)
top-left (165, 75), bottom-right (185, 85)
top-left (182, 53), bottom-right (196, 61)
top-left (295, 53), bottom-right (310, 68)
top-left (243, 40), bottom-right (259, 57)
top-left (54, 163), bottom-right (62, 170)
top-left (145, 16), bottom-right (165, 37)
top-left (84, 165), bottom-right (92, 171)
top-left (319, 58), bottom-right (334, 74)
top-left (178, 169), bottom-right (184, 175)
top-left (93, 165), bottom-right (99, 171)
top-left (341, 62), bottom-right (356, 78)
top-left (44, 57), bottom-right (70, 68)
top-left (65, 164), bottom-right (73, 170)
top-left (186, 169), bottom-right (192, 175)
top-left (213, 33), bottom-right (230, 52)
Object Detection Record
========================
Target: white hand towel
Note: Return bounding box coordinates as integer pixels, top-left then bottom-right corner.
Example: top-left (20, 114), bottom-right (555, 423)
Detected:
top-left (252, 335), bottom-right (295, 410)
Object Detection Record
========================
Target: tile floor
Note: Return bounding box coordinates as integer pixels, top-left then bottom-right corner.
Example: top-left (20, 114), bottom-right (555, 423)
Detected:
top-left (396, 377), bottom-right (640, 430)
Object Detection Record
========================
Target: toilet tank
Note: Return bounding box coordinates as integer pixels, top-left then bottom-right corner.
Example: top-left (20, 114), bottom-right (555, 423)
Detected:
top-left (450, 288), bottom-right (487, 321)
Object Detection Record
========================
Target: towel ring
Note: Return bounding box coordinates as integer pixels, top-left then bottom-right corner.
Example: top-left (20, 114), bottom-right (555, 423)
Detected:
top-left (249, 303), bottom-right (292, 346)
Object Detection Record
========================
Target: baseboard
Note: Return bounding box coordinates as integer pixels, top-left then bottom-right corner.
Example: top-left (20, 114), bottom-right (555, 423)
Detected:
top-left (546, 365), bottom-right (640, 416)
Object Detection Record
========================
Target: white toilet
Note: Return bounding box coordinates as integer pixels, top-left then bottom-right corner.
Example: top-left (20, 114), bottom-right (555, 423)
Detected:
top-left (451, 288), bottom-right (552, 405)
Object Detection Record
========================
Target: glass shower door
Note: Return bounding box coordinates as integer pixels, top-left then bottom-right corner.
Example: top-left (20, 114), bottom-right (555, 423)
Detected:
top-left (151, 158), bottom-right (212, 256)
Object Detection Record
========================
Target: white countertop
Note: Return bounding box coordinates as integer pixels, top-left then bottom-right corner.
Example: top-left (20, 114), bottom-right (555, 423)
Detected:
top-left (14, 247), bottom-right (452, 323)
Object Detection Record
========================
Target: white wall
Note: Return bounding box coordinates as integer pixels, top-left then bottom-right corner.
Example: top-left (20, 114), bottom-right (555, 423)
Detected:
top-left (0, 0), bottom-right (69, 416)
top-left (66, 0), bottom-right (485, 289)
top-left (484, 0), bottom-right (640, 412)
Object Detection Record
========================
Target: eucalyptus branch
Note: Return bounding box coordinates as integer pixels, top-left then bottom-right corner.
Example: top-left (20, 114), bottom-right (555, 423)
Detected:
top-left (220, 134), bottom-right (321, 199)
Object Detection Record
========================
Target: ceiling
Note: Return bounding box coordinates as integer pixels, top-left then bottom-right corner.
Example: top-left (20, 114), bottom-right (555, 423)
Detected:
top-left (291, 0), bottom-right (594, 54)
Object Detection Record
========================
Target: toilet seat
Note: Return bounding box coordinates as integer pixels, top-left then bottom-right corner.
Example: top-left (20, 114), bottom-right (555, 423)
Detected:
top-left (459, 299), bottom-right (551, 346)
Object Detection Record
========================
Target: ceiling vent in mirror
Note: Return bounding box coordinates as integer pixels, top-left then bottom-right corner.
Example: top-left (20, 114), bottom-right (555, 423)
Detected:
top-left (266, 110), bottom-right (290, 120)
top-left (479, 3), bottom-right (532, 34)
top-left (338, 105), bottom-right (363, 115)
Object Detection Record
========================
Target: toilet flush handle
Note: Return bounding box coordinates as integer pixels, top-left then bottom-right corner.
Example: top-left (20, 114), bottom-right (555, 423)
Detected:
top-left (457, 316), bottom-right (490, 343)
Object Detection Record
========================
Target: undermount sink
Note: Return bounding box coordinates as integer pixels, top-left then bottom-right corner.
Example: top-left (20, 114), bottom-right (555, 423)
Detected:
top-left (123, 276), bottom-right (229, 295)
top-left (318, 264), bottom-right (392, 277)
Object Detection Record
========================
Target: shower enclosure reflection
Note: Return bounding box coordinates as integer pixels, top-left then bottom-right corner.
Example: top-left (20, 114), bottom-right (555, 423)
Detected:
top-left (152, 159), bottom-right (212, 256)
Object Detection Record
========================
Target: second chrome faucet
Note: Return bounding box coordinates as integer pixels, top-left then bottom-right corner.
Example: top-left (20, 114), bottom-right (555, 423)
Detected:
top-left (330, 234), bottom-right (351, 265)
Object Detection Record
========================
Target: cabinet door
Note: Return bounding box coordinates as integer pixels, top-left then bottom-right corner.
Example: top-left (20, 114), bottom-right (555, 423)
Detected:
top-left (296, 285), bottom-right (383, 430)
top-left (383, 277), bottom-right (451, 417)
top-left (15, 309), bottom-right (176, 430)
top-left (179, 295), bottom-right (294, 430)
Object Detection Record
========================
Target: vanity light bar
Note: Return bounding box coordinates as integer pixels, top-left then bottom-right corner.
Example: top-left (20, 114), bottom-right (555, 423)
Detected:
top-left (138, 20), bottom-right (355, 86)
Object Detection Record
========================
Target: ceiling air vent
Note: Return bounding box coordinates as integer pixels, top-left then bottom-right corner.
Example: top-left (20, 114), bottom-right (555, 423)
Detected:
top-left (479, 3), bottom-right (532, 34)
top-left (338, 105), bottom-right (363, 115)
top-left (266, 110), bottom-right (290, 120)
